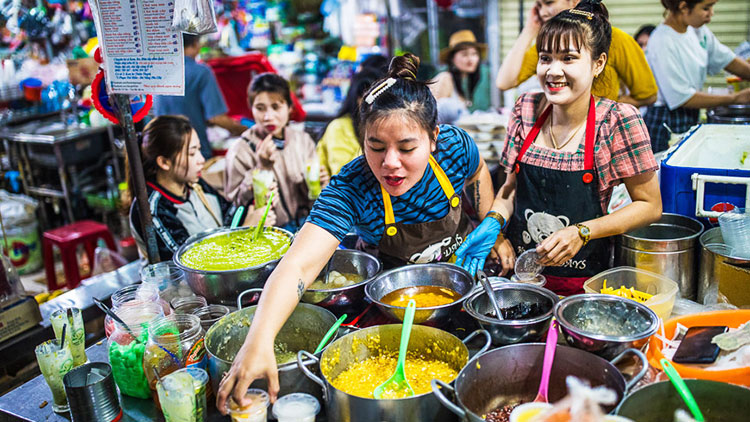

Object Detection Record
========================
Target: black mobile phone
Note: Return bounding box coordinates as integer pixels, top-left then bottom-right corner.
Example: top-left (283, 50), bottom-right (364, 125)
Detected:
top-left (672, 325), bottom-right (729, 364)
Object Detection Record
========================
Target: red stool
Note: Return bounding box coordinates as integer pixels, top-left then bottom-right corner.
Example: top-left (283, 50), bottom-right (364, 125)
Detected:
top-left (43, 220), bottom-right (117, 291)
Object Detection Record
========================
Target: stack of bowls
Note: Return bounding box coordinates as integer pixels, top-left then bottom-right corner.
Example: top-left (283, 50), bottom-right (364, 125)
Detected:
top-left (463, 282), bottom-right (558, 346)
top-left (718, 208), bottom-right (750, 258)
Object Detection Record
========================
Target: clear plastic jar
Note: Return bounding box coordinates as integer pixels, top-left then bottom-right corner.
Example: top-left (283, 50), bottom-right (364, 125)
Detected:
top-left (141, 261), bottom-right (191, 303)
top-left (105, 284), bottom-right (171, 337)
top-left (191, 305), bottom-right (230, 332)
top-left (226, 388), bottom-right (269, 422)
top-left (107, 301), bottom-right (163, 399)
top-left (171, 296), bottom-right (208, 314)
top-left (143, 313), bottom-right (205, 398)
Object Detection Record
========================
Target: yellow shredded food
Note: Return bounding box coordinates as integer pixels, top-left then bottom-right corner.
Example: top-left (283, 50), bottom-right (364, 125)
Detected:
top-left (330, 354), bottom-right (458, 399)
top-left (381, 286), bottom-right (461, 308)
top-left (180, 230), bottom-right (290, 271)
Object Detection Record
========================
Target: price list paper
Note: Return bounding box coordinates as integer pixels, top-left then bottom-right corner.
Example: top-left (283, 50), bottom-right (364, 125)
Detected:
top-left (89, 0), bottom-right (185, 95)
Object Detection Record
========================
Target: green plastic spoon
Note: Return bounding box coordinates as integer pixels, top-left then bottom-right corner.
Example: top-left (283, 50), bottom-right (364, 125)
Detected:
top-left (230, 205), bottom-right (245, 229)
top-left (252, 192), bottom-right (275, 242)
top-left (661, 359), bottom-right (705, 422)
top-left (314, 314), bottom-right (347, 354)
top-left (373, 299), bottom-right (417, 399)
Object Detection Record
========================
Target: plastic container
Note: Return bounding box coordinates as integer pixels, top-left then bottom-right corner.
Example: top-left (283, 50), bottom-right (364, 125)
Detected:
top-left (660, 124), bottom-right (750, 219)
top-left (647, 310), bottom-right (750, 386)
top-left (140, 261), bottom-right (191, 303)
top-left (583, 267), bottom-right (679, 320)
top-left (171, 296), bottom-right (208, 314)
top-left (272, 393), bottom-right (320, 422)
top-left (143, 314), bottom-right (205, 398)
top-left (718, 208), bottom-right (750, 258)
top-left (226, 388), bottom-right (269, 422)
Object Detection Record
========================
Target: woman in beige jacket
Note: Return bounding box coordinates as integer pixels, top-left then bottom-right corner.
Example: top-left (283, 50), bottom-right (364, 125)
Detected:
top-left (224, 73), bottom-right (327, 230)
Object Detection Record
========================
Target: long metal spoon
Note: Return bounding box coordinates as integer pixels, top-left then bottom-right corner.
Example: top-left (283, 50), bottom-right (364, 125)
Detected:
top-left (477, 270), bottom-right (503, 320)
top-left (93, 297), bottom-right (140, 342)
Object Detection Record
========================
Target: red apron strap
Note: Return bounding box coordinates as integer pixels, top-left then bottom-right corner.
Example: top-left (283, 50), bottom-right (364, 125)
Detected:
top-left (584, 95), bottom-right (596, 170)
top-left (516, 105), bottom-right (552, 172)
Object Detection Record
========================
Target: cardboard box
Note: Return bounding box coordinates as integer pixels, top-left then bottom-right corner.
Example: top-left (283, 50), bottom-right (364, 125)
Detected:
top-left (0, 296), bottom-right (42, 343)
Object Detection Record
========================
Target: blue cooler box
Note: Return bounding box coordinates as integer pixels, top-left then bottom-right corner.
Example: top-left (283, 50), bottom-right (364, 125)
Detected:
top-left (660, 124), bottom-right (750, 220)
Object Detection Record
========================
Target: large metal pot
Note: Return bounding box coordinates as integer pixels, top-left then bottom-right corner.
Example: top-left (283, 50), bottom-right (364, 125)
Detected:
top-left (617, 379), bottom-right (750, 421)
top-left (173, 226), bottom-right (293, 305)
top-left (297, 324), bottom-right (491, 422)
top-left (301, 249), bottom-right (382, 316)
top-left (203, 289), bottom-right (337, 402)
top-left (616, 213), bottom-right (703, 300)
top-left (463, 282), bottom-right (558, 346)
top-left (707, 104), bottom-right (750, 124)
top-left (365, 263), bottom-right (475, 326)
top-left (698, 227), bottom-right (750, 306)
top-left (432, 344), bottom-right (647, 422)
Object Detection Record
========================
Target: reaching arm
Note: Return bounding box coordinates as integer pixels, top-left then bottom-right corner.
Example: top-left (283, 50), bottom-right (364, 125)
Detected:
top-left (618, 94), bottom-right (657, 108)
top-left (496, 4), bottom-right (542, 91)
top-left (215, 224), bottom-right (340, 411)
top-left (681, 89), bottom-right (750, 109)
top-left (725, 57), bottom-right (750, 81)
top-left (463, 156), bottom-right (495, 217)
top-left (209, 114), bottom-right (248, 136)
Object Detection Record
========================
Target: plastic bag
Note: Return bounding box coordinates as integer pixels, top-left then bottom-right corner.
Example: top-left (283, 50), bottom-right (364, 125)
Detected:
top-left (712, 321), bottom-right (750, 351)
top-left (530, 377), bottom-right (619, 422)
top-left (90, 246), bottom-right (127, 277)
top-left (171, 0), bottom-right (217, 35)
top-left (671, 297), bottom-right (737, 318)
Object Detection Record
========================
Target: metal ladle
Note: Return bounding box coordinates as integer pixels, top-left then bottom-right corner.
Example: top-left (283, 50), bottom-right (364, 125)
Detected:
top-left (477, 270), bottom-right (503, 320)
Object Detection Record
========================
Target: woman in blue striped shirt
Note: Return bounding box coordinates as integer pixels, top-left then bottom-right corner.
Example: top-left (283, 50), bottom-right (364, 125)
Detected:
top-left (216, 54), bottom-right (500, 409)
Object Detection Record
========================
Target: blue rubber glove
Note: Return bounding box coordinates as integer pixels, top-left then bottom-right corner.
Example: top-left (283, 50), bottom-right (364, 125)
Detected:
top-left (454, 217), bottom-right (503, 277)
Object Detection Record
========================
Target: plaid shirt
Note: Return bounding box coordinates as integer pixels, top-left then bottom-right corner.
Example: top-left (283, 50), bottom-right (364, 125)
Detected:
top-left (501, 93), bottom-right (658, 214)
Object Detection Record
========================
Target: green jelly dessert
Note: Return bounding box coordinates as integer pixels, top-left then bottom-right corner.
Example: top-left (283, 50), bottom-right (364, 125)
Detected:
top-left (180, 229), bottom-right (290, 271)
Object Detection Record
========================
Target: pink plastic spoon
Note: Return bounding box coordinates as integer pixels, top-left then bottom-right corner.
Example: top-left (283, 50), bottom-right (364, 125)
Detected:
top-left (534, 319), bottom-right (559, 403)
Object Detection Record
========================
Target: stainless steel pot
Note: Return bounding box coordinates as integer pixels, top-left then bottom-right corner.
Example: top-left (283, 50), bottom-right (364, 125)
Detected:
top-left (555, 294), bottom-right (659, 360)
top-left (203, 289), bottom-right (337, 402)
top-left (616, 379), bottom-right (750, 421)
top-left (463, 282), bottom-right (558, 346)
top-left (365, 263), bottom-right (475, 326)
top-left (297, 324), bottom-right (491, 422)
top-left (698, 227), bottom-right (750, 306)
top-left (432, 344), bottom-right (647, 422)
top-left (173, 226), bottom-right (293, 305)
top-left (707, 104), bottom-right (750, 124)
top-left (616, 213), bottom-right (703, 300)
top-left (301, 249), bottom-right (382, 316)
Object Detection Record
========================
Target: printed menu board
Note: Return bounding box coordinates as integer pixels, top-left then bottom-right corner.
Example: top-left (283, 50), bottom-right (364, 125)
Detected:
top-left (89, 0), bottom-right (184, 95)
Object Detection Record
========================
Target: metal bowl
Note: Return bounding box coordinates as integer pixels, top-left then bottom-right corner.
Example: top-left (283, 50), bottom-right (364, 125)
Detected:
top-left (555, 294), bottom-right (659, 360)
top-left (173, 226), bottom-right (293, 305)
top-left (301, 250), bottom-right (382, 316)
top-left (365, 263), bottom-right (475, 326)
top-left (464, 282), bottom-right (558, 346)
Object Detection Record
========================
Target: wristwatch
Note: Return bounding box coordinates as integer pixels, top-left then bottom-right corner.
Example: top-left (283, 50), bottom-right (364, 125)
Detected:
top-left (575, 223), bottom-right (591, 246)
top-left (485, 211), bottom-right (507, 229)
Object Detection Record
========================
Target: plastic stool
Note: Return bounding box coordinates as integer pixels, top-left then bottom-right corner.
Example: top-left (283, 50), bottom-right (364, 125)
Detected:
top-left (43, 220), bottom-right (116, 290)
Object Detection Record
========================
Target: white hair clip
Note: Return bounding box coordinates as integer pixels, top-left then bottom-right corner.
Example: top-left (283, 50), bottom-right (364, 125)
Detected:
top-left (364, 78), bottom-right (397, 105)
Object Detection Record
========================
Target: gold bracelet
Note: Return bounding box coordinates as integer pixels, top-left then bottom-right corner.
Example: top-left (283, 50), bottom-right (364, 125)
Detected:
top-left (485, 211), bottom-right (506, 229)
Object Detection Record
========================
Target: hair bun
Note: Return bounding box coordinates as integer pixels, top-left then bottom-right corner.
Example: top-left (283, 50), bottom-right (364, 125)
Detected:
top-left (387, 53), bottom-right (421, 81)
top-left (576, 0), bottom-right (609, 19)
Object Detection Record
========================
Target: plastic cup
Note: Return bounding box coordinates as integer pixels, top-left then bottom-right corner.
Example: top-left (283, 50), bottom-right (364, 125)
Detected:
top-left (140, 261), bottom-right (190, 303)
top-left (50, 307), bottom-right (88, 367)
top-left (718, 208), bottom-right (750, 258)
top-left (226, 388), bottom-right (269, 422)
top-left (272, 393), bottom-right (320, 422)
top-left (35, 339), bottom-right (75, 413)
top-left (157, 368), bottom-right (207, 422)
top-left (514, 249), bottom-right (544, 280)
top-left (305, 160), bottom-right (321, 200)
top-left (252, 170), bottom-right (274, 208)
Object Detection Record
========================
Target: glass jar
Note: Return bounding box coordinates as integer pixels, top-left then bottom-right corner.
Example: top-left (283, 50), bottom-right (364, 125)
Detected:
top-left (143, 314), bottom-right (205, 398)
top-left (141, 261), bottom-right (191, 304)
top-left (171, 295), bottom-right (208, 314)
top-left (107, 301), bottom-right (163, 399)
top-left (105, 284), bottom-right (170, 337)
top-left (191, 305), bottom-right (230, 332)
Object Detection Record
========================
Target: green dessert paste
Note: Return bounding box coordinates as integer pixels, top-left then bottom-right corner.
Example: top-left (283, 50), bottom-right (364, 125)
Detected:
top-left (180, 230), bottom-right (290, 271)
top-left (108, 324), bottom-right (150, 399)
